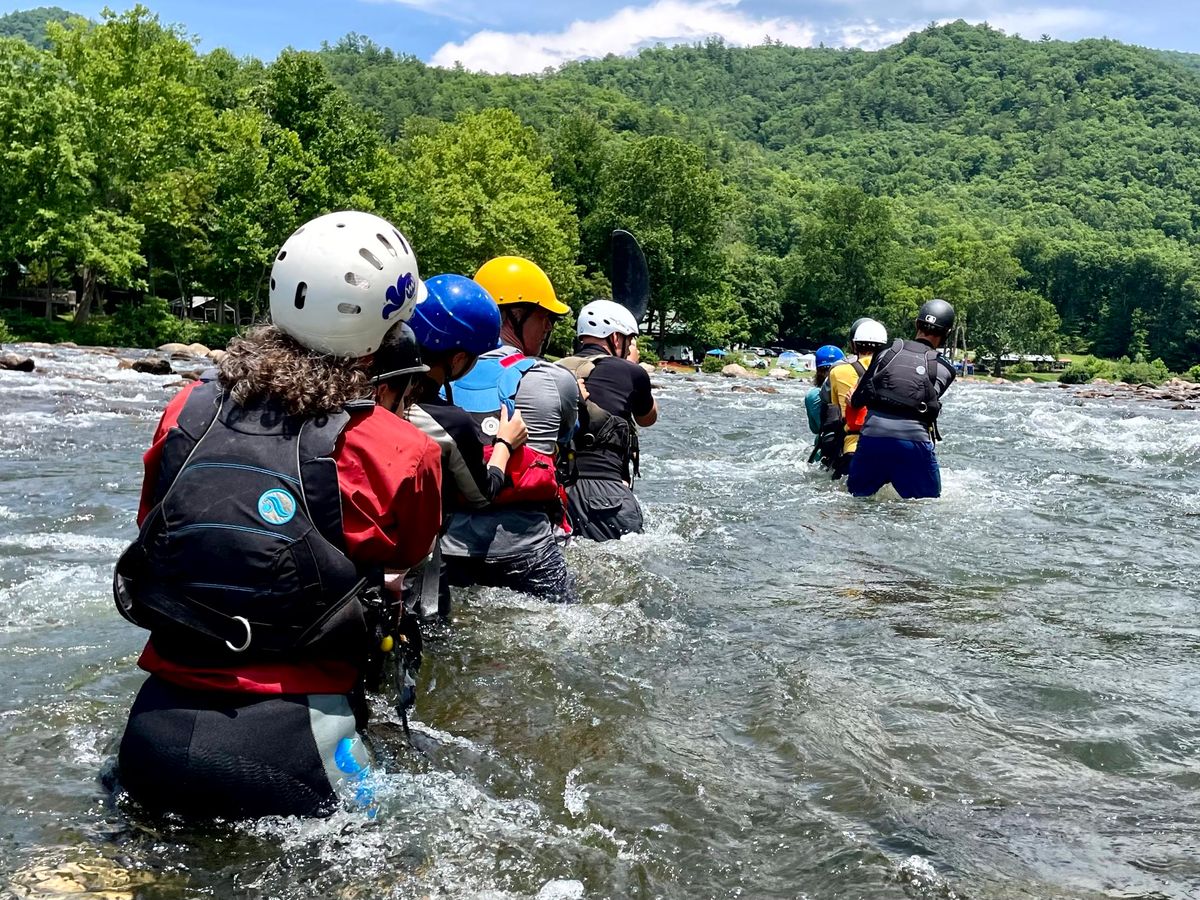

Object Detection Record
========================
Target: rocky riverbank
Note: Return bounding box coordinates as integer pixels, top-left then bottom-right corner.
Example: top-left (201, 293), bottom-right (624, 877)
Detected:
top-left (0, 340), bottom-right (223, 384)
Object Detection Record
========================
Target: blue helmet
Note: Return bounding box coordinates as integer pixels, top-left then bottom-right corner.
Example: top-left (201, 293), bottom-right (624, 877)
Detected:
top-left (815, 344), bottom-right (845, 369)
top-left (410, 274), bottom-right (502, 357)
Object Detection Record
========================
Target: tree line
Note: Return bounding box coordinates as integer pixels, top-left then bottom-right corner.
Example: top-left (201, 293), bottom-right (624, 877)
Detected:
top-left (2, 7), bottom-right (1199, 369)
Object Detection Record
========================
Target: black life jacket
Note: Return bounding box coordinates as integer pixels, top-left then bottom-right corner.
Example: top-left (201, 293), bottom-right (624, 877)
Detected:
top-left (113, 381), bottom-right (376, 665)
top-left (556, 353), bottom-right (639, 480)
top-left (854, 339), bottom-right (949, 425)
top-left (816, 359), bottom-right (865, 464)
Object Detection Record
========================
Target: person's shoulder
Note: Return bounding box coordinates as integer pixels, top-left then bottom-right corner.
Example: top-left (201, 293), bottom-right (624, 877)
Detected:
top-left (420, 398), bottom-right (477, 433)
top-left (345, 405), bottom-right (437, 457)
top-left (532, 358), bottom-right (581, 392)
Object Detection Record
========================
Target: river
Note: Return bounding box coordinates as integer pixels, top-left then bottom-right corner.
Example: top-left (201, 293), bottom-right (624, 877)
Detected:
top-left (1, 345), bottom-right (1197, 899)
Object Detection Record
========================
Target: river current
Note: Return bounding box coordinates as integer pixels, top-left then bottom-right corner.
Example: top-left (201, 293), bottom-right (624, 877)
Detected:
top-left (0, 345), bottom-right (1197, 899)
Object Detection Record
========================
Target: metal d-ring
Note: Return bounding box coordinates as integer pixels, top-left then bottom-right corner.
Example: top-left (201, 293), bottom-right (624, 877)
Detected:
top-left (225, 616), bottom-right (252, 653)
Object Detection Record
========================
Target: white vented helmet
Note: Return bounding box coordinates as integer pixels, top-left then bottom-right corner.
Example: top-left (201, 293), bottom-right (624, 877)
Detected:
top-left (269, 211), bottom-right (428, 358)
top-left (577, 299), bottom-right (639, 339)
top-left (851, 318), bottom-right (888, 347)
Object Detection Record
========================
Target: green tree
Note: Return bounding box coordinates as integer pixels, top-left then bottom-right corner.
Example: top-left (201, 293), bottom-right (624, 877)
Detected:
top-left (784, 185), bottom-right (898, 344)
top-left (47, 5), bottom-right (212, 321)
top-left (392, 108), bottom-right (582, 300)
top-left (589, 135), bottom-right (728, 343)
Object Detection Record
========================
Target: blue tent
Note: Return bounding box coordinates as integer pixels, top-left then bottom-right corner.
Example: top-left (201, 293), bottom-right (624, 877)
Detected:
top-left (705, 348), bottom-right (728, 357)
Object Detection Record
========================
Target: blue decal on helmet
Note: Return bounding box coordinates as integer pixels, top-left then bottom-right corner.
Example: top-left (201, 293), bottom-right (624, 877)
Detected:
top-left (383, 271), bottom-right (416, 319)
top-left (257, 488), bottom-right (296, 525)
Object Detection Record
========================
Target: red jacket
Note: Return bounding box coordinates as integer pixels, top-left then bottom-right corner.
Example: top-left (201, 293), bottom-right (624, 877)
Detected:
top-left (135, 382), bottom-right (442, 695)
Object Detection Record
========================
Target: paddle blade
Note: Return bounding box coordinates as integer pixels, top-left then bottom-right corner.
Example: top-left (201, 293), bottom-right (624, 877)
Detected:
top-left (610, 229), bottom-right (649, 322)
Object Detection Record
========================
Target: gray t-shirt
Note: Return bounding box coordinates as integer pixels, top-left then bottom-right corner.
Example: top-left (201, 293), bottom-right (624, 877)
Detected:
top-left (441, 346), bottom-right (579, 560)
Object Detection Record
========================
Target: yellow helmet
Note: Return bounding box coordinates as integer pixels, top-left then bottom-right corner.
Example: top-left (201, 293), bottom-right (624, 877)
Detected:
top-left (474, 256), bottom-right (569, 316)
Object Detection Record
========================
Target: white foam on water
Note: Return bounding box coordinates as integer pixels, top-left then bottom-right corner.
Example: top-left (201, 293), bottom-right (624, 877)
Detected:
top-left (0, 563), bottom-right (113, 628)
top-left (563, 768), bottom-right (588, 817)
top-left (536, 880), bottom-right (585, 900)
top-left (0, 532), bottom-right (127, 556)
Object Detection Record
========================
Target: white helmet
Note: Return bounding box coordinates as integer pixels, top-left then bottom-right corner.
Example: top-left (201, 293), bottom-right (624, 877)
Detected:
top-left (851, 318), bottom-right (888, 347)
top-left (577, 299), bottom-right (639, 339)
top-left (269, 211), bottom-right (428, 358)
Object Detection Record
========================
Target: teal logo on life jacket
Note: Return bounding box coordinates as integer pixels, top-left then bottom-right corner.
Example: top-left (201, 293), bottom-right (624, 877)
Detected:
top-left (257, 488), bottom-right (296, 525)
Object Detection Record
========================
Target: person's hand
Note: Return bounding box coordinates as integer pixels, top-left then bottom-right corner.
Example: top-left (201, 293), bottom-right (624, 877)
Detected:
top-left (497, 405), bottom-right (527, 449)
top-left (627, 337), bottom-right (640, 364)
top-left (576, 377), bottom-right (590, 402)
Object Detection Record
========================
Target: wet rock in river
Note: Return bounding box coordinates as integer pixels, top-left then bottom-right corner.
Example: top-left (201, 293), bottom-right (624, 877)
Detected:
top-left (0, 353), bottom-right (35, 372)
top-left (131, 357), bottom-right (172, 375)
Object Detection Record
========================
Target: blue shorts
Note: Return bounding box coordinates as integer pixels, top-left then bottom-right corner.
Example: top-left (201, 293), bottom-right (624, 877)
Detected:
top-left (847, 435), bottom-right (941, 499)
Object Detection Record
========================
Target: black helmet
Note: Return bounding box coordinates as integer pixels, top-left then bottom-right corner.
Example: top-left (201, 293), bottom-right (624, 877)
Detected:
top-left (848, 316), bottom-right (867, 348)
top-left (916, 299), bottom-right (956, 335)
top-left (370, 322), bottom-right (429, 385)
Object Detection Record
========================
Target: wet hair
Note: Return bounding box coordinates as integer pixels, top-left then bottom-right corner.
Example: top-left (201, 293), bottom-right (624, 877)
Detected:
top-left (217, 325), bottom-right (372, 417)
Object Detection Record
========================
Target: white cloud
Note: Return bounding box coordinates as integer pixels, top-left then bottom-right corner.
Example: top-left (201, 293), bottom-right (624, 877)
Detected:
top-left (982, 7), bottom-right (1114, 39)
top-left (426, 0), bottom-right (1121, 73)
top-left (429, 0), bottom-right (817, 73)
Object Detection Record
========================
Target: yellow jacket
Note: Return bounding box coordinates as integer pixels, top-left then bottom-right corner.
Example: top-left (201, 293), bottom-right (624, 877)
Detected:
top-left (827, 352), bottom-right (873, 456)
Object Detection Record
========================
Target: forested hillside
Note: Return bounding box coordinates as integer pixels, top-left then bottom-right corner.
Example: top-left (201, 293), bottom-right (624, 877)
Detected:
top-left (0, 6), bottom-right (73, 46)
top-left (2, 5), bottom-right (1199, 370)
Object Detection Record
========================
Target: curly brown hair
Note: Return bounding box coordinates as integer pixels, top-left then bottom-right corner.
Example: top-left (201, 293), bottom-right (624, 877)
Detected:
top-left (217, 325), bottom-right (373, 417)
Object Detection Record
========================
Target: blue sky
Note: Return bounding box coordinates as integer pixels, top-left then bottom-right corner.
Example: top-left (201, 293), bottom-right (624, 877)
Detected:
top-left (18, 0), bottom-right (1200, 72)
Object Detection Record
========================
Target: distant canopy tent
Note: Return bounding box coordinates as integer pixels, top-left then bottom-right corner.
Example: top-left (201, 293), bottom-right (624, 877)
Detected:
top-left (705, 349), bottom-right (728, 357)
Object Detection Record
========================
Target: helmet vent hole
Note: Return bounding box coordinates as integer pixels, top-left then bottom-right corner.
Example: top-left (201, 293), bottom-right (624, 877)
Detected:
top-left (277, 250), bottom-right (287, 261)
top-left (294, 282), bottom-right (307, 310)
top-left (336, 223), bottom-right (346, 228)
top-left (376, 234), bottom-right (398, 257)
top-left (345, 272), bottom-right (369, 287)
top-left (359, 248), bottom-right (384, 270)
top-left (270, 277), bottom-right (276, 291)
top-left (337, 302), bottom-right (362, 315)
top-left (392, 229), bottom-right (410, 254)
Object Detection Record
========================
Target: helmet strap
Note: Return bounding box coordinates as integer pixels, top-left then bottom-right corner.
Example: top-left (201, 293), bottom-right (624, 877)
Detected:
top-left (503, 307), bottom-right (531, 353)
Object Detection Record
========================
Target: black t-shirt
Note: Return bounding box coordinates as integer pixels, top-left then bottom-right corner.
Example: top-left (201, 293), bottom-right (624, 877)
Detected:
top-left (574, 347), bottom-right (654, 481)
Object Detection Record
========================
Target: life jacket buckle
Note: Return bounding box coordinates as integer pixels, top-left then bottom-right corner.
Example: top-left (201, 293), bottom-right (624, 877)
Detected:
top-left (225, 615), bottom-right (252, 653)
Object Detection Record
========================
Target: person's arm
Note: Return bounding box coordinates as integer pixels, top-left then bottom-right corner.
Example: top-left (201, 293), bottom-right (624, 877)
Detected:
top-left (338, 415), bottom-right (443, 571)
top-left (936, 357), bottom-right (957, 396)
top-left (630, 362), bottom-right (658, 427)
top-left (805, 387), bottom-right (822, 434)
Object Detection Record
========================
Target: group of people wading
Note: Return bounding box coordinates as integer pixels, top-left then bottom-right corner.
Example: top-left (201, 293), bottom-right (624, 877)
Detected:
top-left (108, 208), bottom-right (955, 821)
top-left (807, 299), bottom-right (958, 499)
top-left (112, 211), bottom-right (658, 819)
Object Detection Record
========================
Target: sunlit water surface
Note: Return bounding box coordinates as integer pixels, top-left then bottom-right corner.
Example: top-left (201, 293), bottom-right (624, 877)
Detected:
top-left (1, 346), bottom-right (1197, 899)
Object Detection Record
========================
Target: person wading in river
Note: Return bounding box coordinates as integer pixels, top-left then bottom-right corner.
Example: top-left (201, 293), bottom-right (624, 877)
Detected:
top-left (848, 299), bottom-right (957, 499)
top-left (403, 273), bottom-right (529, 623)
top-left (439, 256), bottom-right (580, 602)
top-left (112, 211), bottom-right (442, 819)
top-left (556, 300), bottom-right (658, 541)
top-left (821, 318), bottom-right (888, 479)
top-left (806, 344), bottom-right (845, 468)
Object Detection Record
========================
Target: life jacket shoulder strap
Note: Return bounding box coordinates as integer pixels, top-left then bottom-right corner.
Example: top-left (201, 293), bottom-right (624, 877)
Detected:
top-left (557, 355), bottom-right (598, 381)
